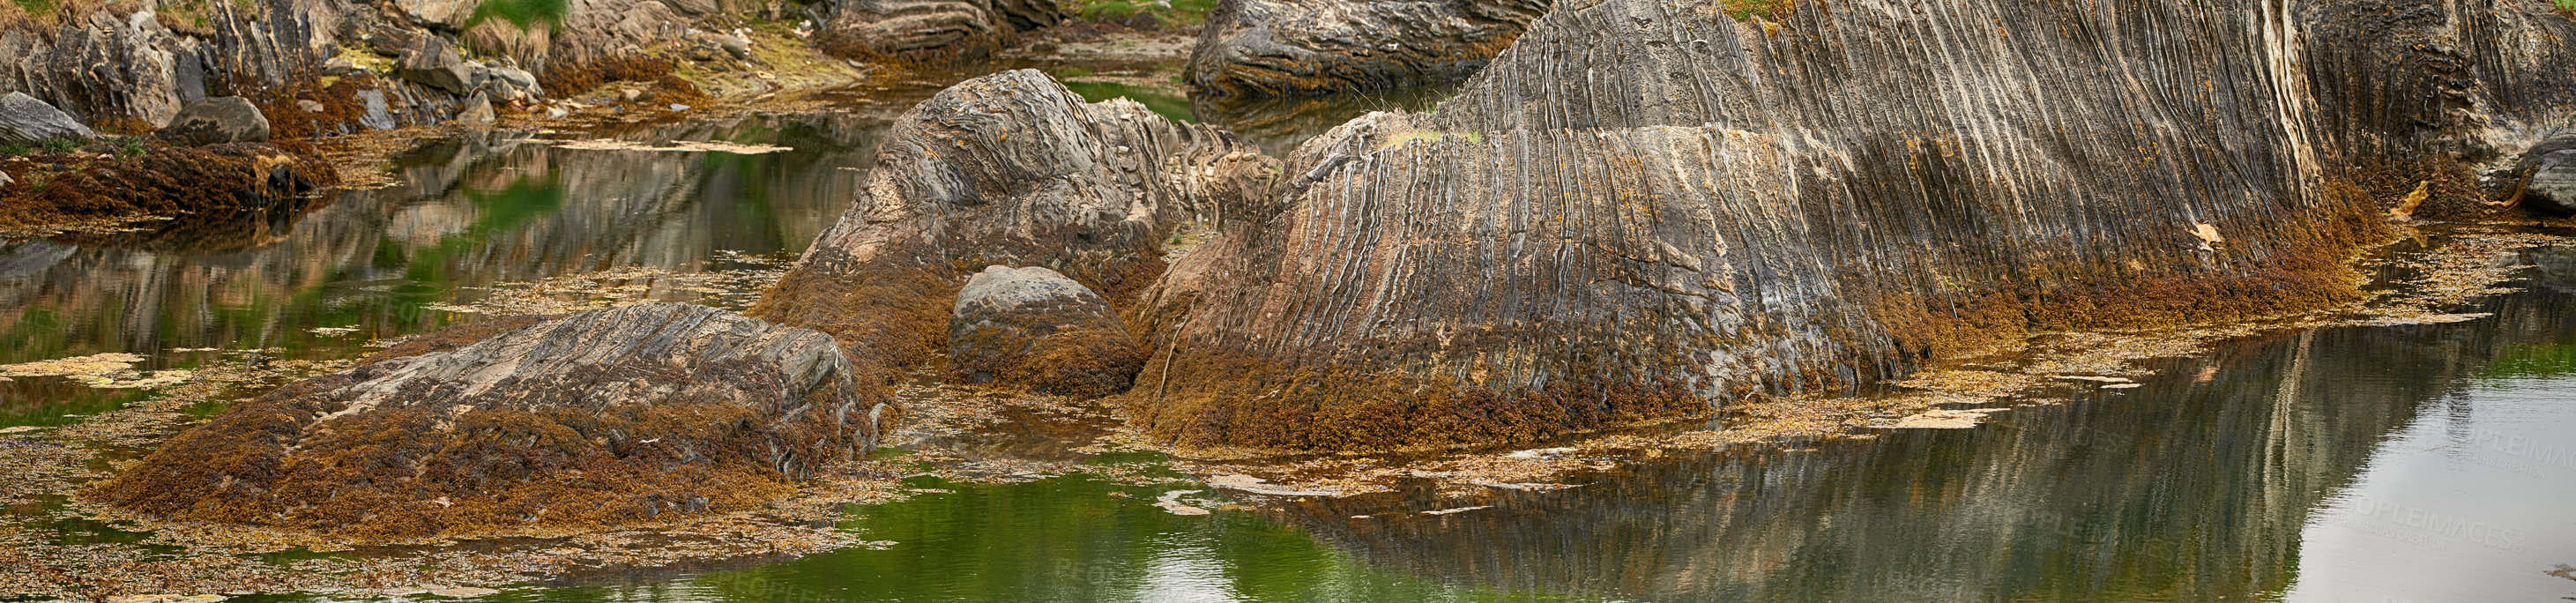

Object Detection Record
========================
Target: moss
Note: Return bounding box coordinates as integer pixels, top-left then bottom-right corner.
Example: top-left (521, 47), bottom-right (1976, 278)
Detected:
top-left (466, 0), bottom-right (566, 30)
top-left (1128, 349), bottom-right (1709, 453)
top-left (1724, 0), bottom-right (1794, 22)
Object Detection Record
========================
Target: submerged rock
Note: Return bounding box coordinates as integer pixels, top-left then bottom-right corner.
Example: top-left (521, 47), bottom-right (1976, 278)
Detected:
top-left (949, 265), bottom-right (1148, 398)
top-left (154, 97), bottom-right (271, 146)
top-left (94, 304), bottom-right (887, 540)
top-left (750, 69), bottom-right (1270, 376)
top-left (815, 0), bottom-right (1065, 62)
top-left (0, 93), bottom-right (95, 145)
top-left (1120, 0), bottom-right (2576, 451)
top-left (1187, 0), bottom-right (1549, 98)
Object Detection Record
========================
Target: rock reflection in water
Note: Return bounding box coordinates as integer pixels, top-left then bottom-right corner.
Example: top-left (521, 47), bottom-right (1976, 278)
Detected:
top-left (0, 112), bottom-right (892, 425)
top-left (1277, 245), bottom-right (2576, 602)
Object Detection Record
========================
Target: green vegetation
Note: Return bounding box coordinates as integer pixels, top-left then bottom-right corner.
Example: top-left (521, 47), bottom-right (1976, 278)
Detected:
top-left (40, 138), bottom-right (76, 153)
top-left (0, 144), bottom-right (26, 157)
top-left (467, 0), bottom-right (567, 30)
top-left (2557, 0), bottom-right (2576, 14)
top-left (1066, 0), bottom-right (1217, 29)
top-left (116, 137), bottom-right (146, 157)
top-left (1724, 0), bottom-right (1792, 21)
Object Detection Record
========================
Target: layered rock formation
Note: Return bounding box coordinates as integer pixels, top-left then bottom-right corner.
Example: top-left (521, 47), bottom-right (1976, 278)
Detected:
top-left (751, 69), bottom-right (1271, 377)
top-left (1186, 0), bottom-right (1549, 98)
top-left (0, 92), bottom-right (93, 145)
top-left (949, 265), bottom-right (1148, 398)
top-left (94, 304), bottom-right (884, 540)
top-left (1114, 0), bottom-right (2574, 451)
top-left (816, 0), bottom-right (1066, 62)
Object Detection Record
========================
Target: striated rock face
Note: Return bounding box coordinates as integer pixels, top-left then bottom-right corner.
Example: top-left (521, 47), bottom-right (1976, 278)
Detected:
top-left (155, 96), bottom-right (272, 145)
top-left (949, 265), bottom-right (1148, 398)
top-left (815, 0), bottom-right (1065, 62)
top-left (1121, 0), bottom-right (2493, 451)
top-left (2298, 0), bottom-right (2576, 171)
top-left (94, 304), bottom-right (886, 540)
top-left (1186, 0), bottom-right (1550, 98)
top-left (0, 92), bottom-right (93, 145)
top-left (751, 69), bottom-right (1272, 378)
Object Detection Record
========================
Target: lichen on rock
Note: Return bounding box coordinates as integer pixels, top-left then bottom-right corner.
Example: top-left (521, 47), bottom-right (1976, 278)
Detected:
top-left (91, 303), bottom-right (890, 540)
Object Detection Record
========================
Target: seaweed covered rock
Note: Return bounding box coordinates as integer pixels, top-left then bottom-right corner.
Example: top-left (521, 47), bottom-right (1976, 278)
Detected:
top-left (1126, 0), bottom-right (2465, 451)
top-left (1186, 0), bottom-right (1549, 98)
top-left (0, 92), bottom-right (93, 145)
top-left (949, 265), bottom-right (1147, 398)
top-left (93, 304), bottom-right (887, 540)
top-left (750, 69), bottom-right (1271, 376)
top-left (0, 142), bottom-right (337, 232)
top-left (815, 0), bottom-right (1066, 62)
top-left (155, 97), bottom-right (272, 146)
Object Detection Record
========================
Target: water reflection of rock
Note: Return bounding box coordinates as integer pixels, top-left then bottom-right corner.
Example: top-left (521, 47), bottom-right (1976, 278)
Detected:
top-left (1277, 246), bottom-right (2576, 601)
top-left (0, 111), bottom-right (889, 370)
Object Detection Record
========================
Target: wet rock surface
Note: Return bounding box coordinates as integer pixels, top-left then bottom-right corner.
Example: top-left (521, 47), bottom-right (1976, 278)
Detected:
top-left (93, 303), bottom-right (887, 540)
top-left (751, 69), bottom-right (1270, 377)
top-left (155, 97), bottom-right (272, 145)
top-left (0, 142), bottom-right (338, 231)
top-left (0, 92), bottom-right (94, 145)
top-left (1187, 0), bottom-right (1548, 97)
top-left (949, 265), bottom-right (1147, 398)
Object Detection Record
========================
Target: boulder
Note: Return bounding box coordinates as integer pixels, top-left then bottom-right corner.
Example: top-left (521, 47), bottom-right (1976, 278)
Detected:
top-left (357, 89), bottom-right (400, 130)
top-left (750, 70), bottom-right (1271, 378)
top-left (1126, 0), bottom-right (2502, 451)
top-left (2520, 150), bottom-right (2576, 214)
top-left (93, 304), bottom-right (888, 540)
top-left (949, 266), bottom-right (1148, 398)
top-left (0, 93), bottom-right (97, 146)
top-left (153, 97), bottom-right (271, 145)
top-left (457, 92), bottom-right (496, 123)
top-left (398, 36), bottom-right (477, 94)
top-left (1187, 0), bottom-right (1550, 98)
top-left (815, 0), bottom-right (1065, 62)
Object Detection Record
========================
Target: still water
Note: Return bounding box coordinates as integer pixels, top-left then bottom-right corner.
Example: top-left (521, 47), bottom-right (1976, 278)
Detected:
top-left (3, 86), bottom-right (2573, 601)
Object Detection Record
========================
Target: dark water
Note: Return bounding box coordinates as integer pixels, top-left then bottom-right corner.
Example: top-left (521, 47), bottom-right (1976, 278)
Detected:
top-left (4, 87), bottom-right (2574, 601)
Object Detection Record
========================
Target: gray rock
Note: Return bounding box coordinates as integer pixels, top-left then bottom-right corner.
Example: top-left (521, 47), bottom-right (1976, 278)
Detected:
top-left (457, 92), bottom-right (495, 123)
top-left (949, 266), bottom-right (1147, 397)
top-left (815, 0), bottom-right (1065, 61)
top-left (0, 93), bottom-right (97, 146)
top-left (96, 303), bottom-right (888, 539)
top-left (1187, 0), bottom-right (1550, 97)
top-left (357, 89), bottom-right (399, 130)
top-left (322, 56), bottom-right (368, 76)
top-left (398, 36), bottom-right (475, 94)
top-left (0, 169), bottom-right (12, 190)
top-left (752, 70), bottom-right (1272, 381)
top-left (394, 0), bottom-right (483, 29)
top-left (2522, 150), bottom-right (2576, 214)
top-left (154, 96), bottom-right (271, 145)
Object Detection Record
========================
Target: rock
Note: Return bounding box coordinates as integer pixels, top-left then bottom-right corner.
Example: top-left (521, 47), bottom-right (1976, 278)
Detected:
top-left (321, 56), bottom-right (368, 76)
top-left (357, 89), bottom-right (399, 130)
top-left (398, 36), bottom-right (477, 94)
top-left (0, 93), bottom-right (97, 146)
top-left (815, 0), bottom-right (1066, 62)
top-left (2521, 150), bottom-right (2576, 215)
top-left (394, 0), bottom-right (483, 29)
top-left (751, 70), bottom-right (1271, 376)
top-left (486, 64), bottom-right (542, 96)
top-left (0, 170), bottom-right (11, 189)
top-left (153, 97), bottom-right (271, 145)
top-left (949, 266), bottom-right (1148, 398)
top-left (296, 100), bottom-right (326, 113)
top-left (93, 304), bottom-right (888, 540)
top-left (456, 92), bottom-right (496, 123)
top-left (1124, 0), bottom-right (2555, 451)
top-left (1187, 0), bottom-right (1550, 97)
top-left (0, 144), bottom-right (339, 232)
